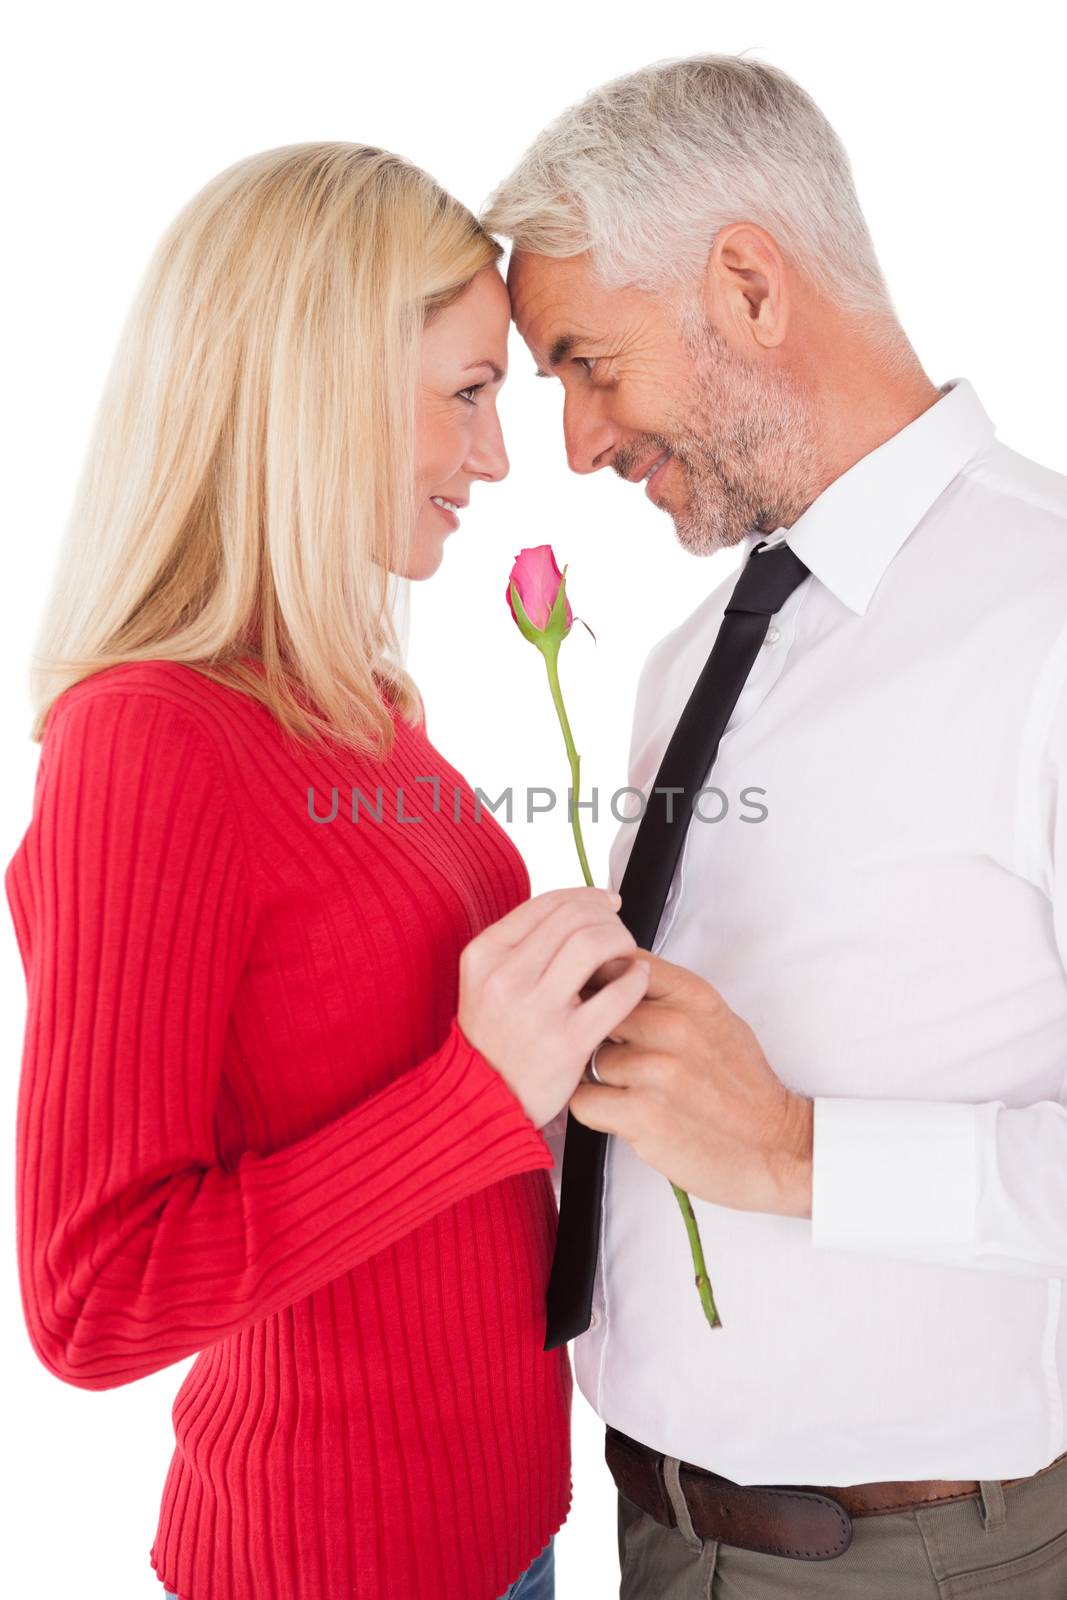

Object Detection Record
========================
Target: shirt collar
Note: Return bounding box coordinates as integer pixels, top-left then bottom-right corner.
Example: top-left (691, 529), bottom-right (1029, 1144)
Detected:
top-left (747, 377), bottom-right (996, 616)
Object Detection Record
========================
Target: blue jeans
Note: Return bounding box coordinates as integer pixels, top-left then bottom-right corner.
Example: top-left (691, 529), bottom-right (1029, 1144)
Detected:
top-left (163, 1533), bottom-right (554, 1599)
top-left (497, 1535), bottom-right (555, 1599)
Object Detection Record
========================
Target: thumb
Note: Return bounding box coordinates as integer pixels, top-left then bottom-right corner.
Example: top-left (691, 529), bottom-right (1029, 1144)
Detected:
top-left (632, 949), bottom-right (692, 1001)
top-left (579, 947), bottom-right (681, 1001)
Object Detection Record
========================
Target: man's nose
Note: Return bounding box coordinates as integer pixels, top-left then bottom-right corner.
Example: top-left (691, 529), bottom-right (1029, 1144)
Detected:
top-left (563, 392), bottom-right (618, 475)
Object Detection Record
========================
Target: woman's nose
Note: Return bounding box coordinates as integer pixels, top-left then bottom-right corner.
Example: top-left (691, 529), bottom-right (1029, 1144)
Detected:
top-left (473, 410), bottom-right (510, 483)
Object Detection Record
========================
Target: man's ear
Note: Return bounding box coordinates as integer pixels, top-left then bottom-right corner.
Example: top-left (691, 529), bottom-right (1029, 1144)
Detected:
top-left (701, 222), bottom-right (789, 351)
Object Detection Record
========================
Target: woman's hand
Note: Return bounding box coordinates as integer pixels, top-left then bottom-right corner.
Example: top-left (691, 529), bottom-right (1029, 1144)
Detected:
top-left (457, 886), bottom-right (650, 1129)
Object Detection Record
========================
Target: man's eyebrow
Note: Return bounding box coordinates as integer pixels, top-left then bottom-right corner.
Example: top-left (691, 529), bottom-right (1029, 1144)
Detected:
top-left (533, 332), bottom-right (581, 379)
top-left (463, 361), bottom-right (506, 382)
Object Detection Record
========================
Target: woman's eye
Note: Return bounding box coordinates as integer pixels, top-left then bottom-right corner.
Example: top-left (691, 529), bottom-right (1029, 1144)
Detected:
top-left (456, 383), bottom-right (485, 404)
top-left (575, 357), bottom-right (597, 375)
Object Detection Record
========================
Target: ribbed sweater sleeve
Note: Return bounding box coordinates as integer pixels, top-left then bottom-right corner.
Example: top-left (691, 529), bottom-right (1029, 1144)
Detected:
top-left (6, 690), bottom-right (553, 1392)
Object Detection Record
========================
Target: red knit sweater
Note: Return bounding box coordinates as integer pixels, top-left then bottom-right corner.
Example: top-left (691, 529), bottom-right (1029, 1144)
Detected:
top-left (5, 659), bottom-right (572, 1600)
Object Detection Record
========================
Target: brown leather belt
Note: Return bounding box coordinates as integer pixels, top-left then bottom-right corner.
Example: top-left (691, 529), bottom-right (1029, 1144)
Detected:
top-left (606, 1426), bottom-right (1067, 1562)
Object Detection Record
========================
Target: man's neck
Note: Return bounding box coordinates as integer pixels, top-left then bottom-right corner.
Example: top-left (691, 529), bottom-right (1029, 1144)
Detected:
top-left (783, 321), bottom-right (942, 527)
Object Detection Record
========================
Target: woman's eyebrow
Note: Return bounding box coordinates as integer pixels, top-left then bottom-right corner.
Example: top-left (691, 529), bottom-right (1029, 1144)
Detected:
top-left (463, 360), bottom-right (506, 381)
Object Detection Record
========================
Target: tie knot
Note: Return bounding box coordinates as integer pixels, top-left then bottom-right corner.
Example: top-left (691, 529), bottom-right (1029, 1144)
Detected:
top-left (724, 540), bottom-right (811, 617)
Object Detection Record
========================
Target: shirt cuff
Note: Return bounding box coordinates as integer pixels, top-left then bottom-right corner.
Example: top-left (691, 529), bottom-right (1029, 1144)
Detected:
top-left (811, 1097), bottom-right (979, 1259)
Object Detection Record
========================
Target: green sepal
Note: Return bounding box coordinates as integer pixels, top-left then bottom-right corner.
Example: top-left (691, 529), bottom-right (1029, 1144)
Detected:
top-left (508, 580), bottom-right (546, 646)
top-left (509, 578), bottom-right (562, 663)
top-left (542, 564), bottom-right (573, 647)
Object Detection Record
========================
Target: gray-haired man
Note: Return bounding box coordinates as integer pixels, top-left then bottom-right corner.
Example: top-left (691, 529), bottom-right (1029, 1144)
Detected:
top-left (484, 54), bottom-right (1067, 1599)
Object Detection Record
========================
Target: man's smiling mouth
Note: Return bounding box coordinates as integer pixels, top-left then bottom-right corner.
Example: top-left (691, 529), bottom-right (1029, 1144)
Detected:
top-left (625, 447), bottom-right (672, 485)
top-left (643, 450), bottom-right (673, 498)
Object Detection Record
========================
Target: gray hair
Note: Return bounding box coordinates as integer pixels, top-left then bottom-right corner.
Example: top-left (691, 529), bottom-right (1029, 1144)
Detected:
top-left (483, 53), bottom-right (901, 337)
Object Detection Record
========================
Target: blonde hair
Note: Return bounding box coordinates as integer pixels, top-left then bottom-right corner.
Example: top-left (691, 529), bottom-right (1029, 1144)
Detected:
top-left (28, 142), bottom-right (502, 757)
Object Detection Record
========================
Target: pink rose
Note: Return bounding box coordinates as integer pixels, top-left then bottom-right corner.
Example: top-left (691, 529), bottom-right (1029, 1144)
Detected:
top-left (506, 545), bottom-right (573, 639)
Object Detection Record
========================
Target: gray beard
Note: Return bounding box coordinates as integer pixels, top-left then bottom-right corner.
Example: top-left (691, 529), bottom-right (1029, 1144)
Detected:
top-left (660, 316), bottom-right (823, 556)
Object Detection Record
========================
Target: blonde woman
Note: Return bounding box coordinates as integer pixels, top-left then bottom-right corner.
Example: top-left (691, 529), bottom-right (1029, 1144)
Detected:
top-left (4, 144), bottom-right (650, 1600)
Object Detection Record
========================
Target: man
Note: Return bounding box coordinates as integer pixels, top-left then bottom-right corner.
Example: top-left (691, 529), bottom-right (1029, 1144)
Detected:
top-left (482, 53), bottom-right (1067, 1598)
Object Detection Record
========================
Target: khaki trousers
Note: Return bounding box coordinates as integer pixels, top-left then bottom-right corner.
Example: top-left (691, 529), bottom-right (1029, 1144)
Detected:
top-left (616, 1444), bottom-right (1067, 1598)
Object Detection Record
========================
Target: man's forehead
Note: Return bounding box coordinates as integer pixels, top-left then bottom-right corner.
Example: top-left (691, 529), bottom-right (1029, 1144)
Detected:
top-left (507, 250), bottom-right (611, 354)
top-left (508, 250), bottom-right (590, 315)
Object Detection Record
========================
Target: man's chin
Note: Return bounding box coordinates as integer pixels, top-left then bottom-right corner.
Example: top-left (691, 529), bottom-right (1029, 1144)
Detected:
top-left (667, 505), bottom-right (748, 557)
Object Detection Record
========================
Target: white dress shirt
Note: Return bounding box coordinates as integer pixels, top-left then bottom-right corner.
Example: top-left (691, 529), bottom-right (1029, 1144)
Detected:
top-left (552, 377), bottom-right (1067, 1485)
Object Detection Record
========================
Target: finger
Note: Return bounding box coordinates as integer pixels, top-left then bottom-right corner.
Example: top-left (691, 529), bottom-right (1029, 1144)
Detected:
top-left (605, 954), bottom-right (717, 1041)
top-left (478, 885), bottom-right (621, 952)
top-left (584, 1039), bottom-right (634, 1083)
top-left (539, 919), bottom-right (639, 1006)
top-left (568, 1079), bottom-right (631, 1136)
top-left (569, 960), bottom-right (651, 1063)
top-left (580, 945), bottom-right (660, 995)
top-left (507, 899), bottom-right (635, 991)
top-left (593, 999), bottom-right (670, 1049)
top-left (579, 950), bottom-right (643, 999)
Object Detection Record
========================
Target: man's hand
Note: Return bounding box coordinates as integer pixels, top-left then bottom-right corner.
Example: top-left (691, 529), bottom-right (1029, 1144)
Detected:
top-left (570, 950), bottom-right (813, 1218)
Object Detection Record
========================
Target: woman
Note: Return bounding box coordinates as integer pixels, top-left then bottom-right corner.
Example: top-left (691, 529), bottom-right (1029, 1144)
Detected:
top-left (4, 143), bottom-right (649, 1600)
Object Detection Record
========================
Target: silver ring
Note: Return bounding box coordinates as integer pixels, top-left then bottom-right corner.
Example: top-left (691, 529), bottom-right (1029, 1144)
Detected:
top-left (589, 1046), bottom-right (605, 1085)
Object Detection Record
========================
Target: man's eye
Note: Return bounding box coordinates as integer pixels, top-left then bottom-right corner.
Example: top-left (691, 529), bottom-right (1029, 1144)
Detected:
top-left (575, 357), bottom-right (597, 375)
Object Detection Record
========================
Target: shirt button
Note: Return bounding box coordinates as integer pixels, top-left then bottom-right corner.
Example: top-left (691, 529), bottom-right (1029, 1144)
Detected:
top-left (764, 625), bottom-right (781, 646)
top-left (589, 1308), bottom-right (601, 1329)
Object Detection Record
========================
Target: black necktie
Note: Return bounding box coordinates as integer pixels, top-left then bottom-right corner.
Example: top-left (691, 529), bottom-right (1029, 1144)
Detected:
top-left (544, 538), bottom-right (813, 1351)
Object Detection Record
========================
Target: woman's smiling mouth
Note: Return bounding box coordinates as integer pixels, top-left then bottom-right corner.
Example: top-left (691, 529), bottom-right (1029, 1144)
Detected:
top-left (430, 495), bottom-right (461, 528)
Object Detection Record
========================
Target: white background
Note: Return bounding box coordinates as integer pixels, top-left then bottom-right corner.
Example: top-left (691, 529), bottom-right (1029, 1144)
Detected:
top-left (2, 2), bottom-right (1065, 1596)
